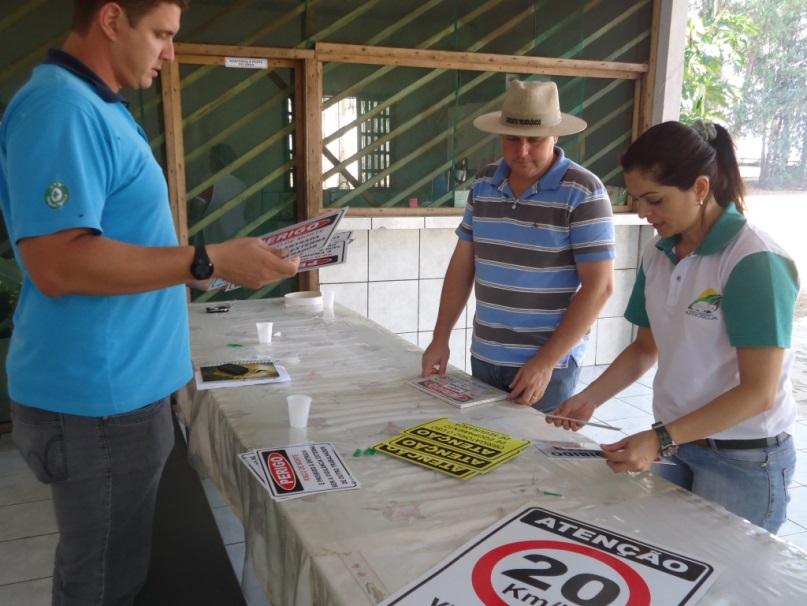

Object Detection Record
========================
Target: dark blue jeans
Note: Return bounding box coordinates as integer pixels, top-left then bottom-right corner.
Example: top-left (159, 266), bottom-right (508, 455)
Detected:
top-left (11, 398), bottom-right (174, 606)
top-left (470, 357), bottom-right (581, 413)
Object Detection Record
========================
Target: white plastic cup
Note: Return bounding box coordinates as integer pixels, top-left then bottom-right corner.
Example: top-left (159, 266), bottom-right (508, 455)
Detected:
top-left (287, 395), bottom-right (311, 428)
top-left (322, 290), bottom-right (335, 310)
top-left (256, 322), bottom-right (273, 344)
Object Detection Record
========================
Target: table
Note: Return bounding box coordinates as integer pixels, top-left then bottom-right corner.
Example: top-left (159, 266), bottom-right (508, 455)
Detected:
top-left (178, 299), bottom-right (807, 605)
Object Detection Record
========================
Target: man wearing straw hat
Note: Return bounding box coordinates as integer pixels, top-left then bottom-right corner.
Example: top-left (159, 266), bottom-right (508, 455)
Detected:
top-left (422, 80), bottom-right (615, 412)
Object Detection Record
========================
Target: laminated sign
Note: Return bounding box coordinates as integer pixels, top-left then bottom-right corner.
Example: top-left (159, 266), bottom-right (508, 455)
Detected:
top-left (379, 506), bottom-right (717, 606)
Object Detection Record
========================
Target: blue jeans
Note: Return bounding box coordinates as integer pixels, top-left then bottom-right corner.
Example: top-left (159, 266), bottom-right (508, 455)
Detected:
top-left (653, 437), bottom-right (796, 533)
top-left (470, 356), bottom-right (580, 413)
top-left (11, 398), bottom-right (174, 606)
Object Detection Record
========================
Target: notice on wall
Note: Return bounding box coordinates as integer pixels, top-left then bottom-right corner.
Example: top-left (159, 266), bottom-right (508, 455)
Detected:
top-left (379, 506), bottom-right (717, 606)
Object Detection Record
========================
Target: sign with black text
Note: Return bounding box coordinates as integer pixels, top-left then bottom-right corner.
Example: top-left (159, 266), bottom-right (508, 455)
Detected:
top-left (379, 507), bottom-right (717, 606)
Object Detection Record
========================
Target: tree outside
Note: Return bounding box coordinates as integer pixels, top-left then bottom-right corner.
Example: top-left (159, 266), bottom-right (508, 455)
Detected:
top-left (683, 0), bottom-right (807, 190)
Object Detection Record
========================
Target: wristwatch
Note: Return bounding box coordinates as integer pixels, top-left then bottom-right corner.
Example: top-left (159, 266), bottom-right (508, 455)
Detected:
top-left (190, 243), bottom-right (214, 280)
top-left (652, 421), bottom-right (679, 457)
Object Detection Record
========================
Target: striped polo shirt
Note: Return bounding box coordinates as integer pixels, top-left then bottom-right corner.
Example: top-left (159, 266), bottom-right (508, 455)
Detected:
top-left (457, 147), bottom-right (615, 368)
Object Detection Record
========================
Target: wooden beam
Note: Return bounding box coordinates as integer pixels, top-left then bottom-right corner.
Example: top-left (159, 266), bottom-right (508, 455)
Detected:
top-left (316, 43), bottom-right (648, 80)
top-left (641, 0), bottom-right (662, 132)
top-left (302, 59), bottom-right (323, 217)
top-left (299, 58), bottom-right (323, 292)
top-left (160, 60), bottom-right (189, 245)
top-left (344, 207), bottom-right (463, 217)
top-left (174, 55), bottom-right (297, 69)
top-left (175, 43), bottom-right (314, 60)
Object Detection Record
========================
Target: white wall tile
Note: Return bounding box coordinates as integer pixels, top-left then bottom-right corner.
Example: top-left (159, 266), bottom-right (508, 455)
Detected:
top-left (613, 225), bottom-right (640, 270)
top-left (339, 217), bottom-right (372, 231)
top-left (369, 229), bottom-right (419, 281)
top-left (449, 328), bottom-right (467, 372)
top-left (398, 332), bottom-right (419, 347)
top-left (417, 329), bottom-right (467, 372)
top-left (425, 216), bottom-right (463, 229)
top-left (595, 317), bottom-right (634, 365)
top-left (466, 327), bottom-right (474, 371)
top-left (466, 287), bottom-right (476, 328)
top-left (600, 268), bottom-right (636, 318)
top-left (581, 321), bottom-right (598, 367)
top-left (319, 230), bottom-right (368, 283)
top-left (419, 228), bottom-right (458, 279)
top-left (638, 225), bottom-right (656, 259)
top-left (417, 278), bottom-right (467, 334)
top-left (371, 217), bottom-right (425, 230)
top-left (320, 283), bottom-right (367, 318)
top-left (368, 280), bottom-right (418, 333)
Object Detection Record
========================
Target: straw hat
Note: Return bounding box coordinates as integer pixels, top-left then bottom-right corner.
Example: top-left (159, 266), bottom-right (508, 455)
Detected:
top-left (473, 80), bottom-right (587, 137)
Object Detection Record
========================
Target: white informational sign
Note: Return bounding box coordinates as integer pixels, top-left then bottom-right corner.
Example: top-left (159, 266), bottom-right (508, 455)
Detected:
top-left (380, 506), bottom-right (717, 606)
top-left (224, 57), bottom-right (269, 69)
top-left (297, 230), bottom-right (352, 271)
top-left (409, 374), bottom-right (508, 408)
top-left (242, 442), bottom-right (359, 501)
top-left (209, 208), bottom-right (349, 290)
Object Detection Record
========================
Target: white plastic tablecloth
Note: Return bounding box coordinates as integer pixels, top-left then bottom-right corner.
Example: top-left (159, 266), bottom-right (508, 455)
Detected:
top-left (178, 299), bottom-right (807, 605)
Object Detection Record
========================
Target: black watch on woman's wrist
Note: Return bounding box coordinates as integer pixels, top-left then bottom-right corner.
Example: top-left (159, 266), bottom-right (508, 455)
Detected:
top-left (190, 244), bottom-right (214, 280)
top-left (652, 421), bottom-right (679, 457)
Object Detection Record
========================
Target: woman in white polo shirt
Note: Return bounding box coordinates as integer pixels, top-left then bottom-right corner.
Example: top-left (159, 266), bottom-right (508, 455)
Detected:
top-left (549, 120), bottom-right (799, 533)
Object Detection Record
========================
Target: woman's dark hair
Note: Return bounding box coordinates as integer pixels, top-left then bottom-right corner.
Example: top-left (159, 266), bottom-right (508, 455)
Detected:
top-left (621, 121), bottom-right (746, 213)
top-left (73, 0), bottom-right (188, 34)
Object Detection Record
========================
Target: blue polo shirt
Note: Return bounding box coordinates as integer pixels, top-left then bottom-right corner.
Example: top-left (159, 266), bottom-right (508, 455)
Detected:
top-left (457, 148), bottom-right (615, 368)
top-left (0, 50), bottom-right (192, 415)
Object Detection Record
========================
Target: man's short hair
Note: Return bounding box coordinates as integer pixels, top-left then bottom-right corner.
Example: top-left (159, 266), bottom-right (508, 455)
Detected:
top-left (72, 1), bottom-right (188, 34)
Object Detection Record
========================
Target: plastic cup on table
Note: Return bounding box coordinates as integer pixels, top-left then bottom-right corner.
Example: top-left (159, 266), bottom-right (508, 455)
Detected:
top-left (322, 290), bottom-right (335, 311)
top-left (287, 395), bottom-right (312, 428)
top-left (256, 322), bottom-right (273, 344)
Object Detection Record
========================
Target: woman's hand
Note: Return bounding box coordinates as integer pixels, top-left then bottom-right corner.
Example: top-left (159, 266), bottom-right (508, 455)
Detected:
top-left (546, 393), bottom-right (598, 431)
top-left (600, 430), bottom-right (660, 473)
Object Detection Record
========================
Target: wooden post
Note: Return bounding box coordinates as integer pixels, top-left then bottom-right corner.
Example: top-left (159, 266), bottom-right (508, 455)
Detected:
top-left (160, 59), bottom-right (189, 246)
top-left (297, 58), bottom-right (323, 291)
top-left (641, 0), bottom-right (662, 132)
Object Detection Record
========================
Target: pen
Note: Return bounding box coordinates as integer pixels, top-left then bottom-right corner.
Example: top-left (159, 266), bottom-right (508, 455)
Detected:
top-left (544, 414), bottom-right (622, 431)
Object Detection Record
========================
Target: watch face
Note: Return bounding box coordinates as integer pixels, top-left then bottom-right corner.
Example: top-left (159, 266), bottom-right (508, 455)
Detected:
top-left (191, 246), bottom-right (214, 279)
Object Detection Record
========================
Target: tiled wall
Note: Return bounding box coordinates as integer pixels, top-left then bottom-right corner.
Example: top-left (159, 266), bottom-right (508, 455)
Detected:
top-left (320, 216), bottom-right (654, 372)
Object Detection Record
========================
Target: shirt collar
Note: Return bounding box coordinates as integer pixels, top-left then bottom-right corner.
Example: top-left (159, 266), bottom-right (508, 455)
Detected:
top-left (44, 49), bottom-right (128, 106)
top-left (492, 146), bottom-right (571, 194)
top-left (655, 202), bottom-right (746, 262)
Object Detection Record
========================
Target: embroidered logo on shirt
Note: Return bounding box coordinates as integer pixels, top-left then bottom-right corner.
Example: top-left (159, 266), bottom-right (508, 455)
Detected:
top-left (44, 182), bottom-right (69, 208)
top-left (685, 288), bottom-right (722, 320)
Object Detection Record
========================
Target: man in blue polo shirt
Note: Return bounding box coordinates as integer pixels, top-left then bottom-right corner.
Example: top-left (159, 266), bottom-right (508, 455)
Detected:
top-left (422, 80), bottom-right (614, 412)
top-left (0, 1), bottom-right (299, 603)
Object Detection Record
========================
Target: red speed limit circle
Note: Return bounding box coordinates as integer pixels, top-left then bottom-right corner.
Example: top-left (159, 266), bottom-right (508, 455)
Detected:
top-left (471, 540), bottom-right (651, 606)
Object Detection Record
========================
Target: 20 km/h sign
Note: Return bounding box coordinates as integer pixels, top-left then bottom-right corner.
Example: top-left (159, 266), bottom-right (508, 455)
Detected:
top-left (379, 507), bottom-right (717, 606)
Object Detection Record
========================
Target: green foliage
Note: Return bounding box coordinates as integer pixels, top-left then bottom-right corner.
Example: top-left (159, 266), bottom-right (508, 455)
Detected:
top-left (683, 0), bottom-right (807, 189)
top-left (680, 9), bottom-right (757, 124)
top-left (731, 0), bottom-right (807, 188)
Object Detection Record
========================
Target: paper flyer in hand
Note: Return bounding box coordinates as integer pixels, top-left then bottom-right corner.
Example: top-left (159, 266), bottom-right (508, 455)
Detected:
top-left (209, 208), bottom-right (350, 291)
top-left (408, 374), bottom-right (508, 408)
top-left (533, 439), bottom-right (676, 465)
top-left (378, 506), bottom-right (717, 605)
top-left (194, 359), bottom-right (290, 390)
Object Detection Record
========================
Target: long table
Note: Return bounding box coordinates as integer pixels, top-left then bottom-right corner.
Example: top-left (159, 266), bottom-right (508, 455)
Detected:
top-left (178, 299), bottom-right (807, 605)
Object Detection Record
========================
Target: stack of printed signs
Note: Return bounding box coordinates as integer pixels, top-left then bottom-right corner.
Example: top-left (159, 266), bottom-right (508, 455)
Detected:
top-left (408, 373), bottom-right (508, 408)
top-left (209, 208), bottom-right (351, 292)
top-left (238, 442), bottom-right (360, 501)
top-left (373, 418), bottom-right (530, 480)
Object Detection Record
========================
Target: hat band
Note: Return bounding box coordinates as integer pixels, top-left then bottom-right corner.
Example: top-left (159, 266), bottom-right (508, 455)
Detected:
top-left (504, 116), bottom-right (542, 126)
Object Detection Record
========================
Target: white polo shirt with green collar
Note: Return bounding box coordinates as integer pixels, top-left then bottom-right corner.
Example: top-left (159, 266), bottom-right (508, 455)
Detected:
top-left (625, 202), bottom-right (799, 440)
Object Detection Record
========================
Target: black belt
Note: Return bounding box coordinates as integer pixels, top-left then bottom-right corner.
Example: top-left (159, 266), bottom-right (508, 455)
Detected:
top-left (692, 432), bottom-right (790, 450)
